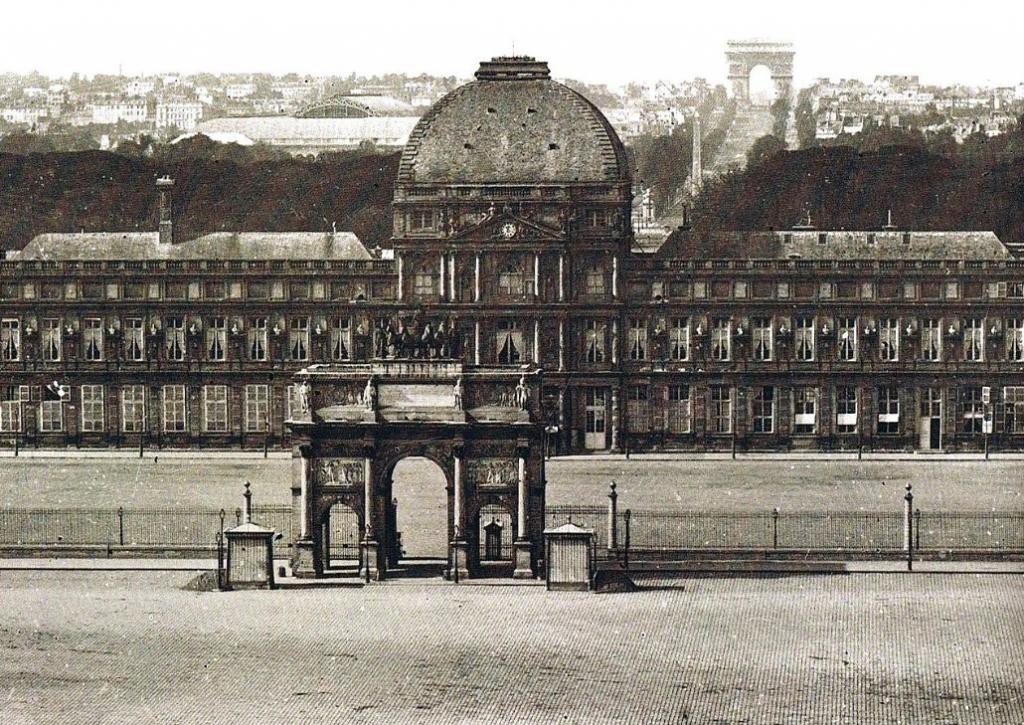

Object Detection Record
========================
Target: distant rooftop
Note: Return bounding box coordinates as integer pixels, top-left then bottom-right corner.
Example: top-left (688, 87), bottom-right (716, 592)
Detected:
top-left (657, 230), bottom-right (1011, 261)
top-left (11, 231), bottom-right (371, 261)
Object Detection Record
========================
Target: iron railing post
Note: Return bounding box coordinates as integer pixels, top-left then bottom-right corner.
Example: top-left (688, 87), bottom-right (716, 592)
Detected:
top-left (623, 509), bottom-right (631, 570)
top-left (608, 481), bottom-right (618, 559)
top-left (117, 506), bottom-right (125, 546)
top-left (904, 484), bottom-right (913, 571)
top-left (772, 507), bottom-right (779, 550)
top-left (914, 508), bottom-right (921, 551)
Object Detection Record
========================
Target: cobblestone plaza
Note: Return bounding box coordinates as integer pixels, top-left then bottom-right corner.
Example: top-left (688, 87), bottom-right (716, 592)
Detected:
top-left (1, 570), bottom-right (1021, 724)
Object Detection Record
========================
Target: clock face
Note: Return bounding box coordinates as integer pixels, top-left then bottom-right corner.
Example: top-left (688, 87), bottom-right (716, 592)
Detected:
top-left (499, 222), bottom-right (517, 239)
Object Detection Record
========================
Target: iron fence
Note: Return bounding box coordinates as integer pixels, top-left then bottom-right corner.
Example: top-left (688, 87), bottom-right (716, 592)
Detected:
top-left (545, 505), bottom-right (1024, 555)
top-left (0, 504), bottom-right (1021, 557)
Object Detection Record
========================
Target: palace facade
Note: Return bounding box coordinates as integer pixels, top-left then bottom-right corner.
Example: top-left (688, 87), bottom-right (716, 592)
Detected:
top-left (1, 57), bottom-right (1023, 453)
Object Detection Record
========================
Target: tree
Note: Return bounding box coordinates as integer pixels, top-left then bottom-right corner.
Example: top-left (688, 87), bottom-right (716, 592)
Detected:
top-left (746, 135), bottom-right (786, 168)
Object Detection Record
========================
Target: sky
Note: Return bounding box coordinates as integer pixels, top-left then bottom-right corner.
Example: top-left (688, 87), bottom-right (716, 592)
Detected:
top-left (4, 0), bottom-right (1023, 88)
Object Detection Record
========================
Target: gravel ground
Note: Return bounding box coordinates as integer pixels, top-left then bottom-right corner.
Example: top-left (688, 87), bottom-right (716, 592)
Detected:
top-left (1, 570), bottom-right (1022, 724)
top-left (0, 457), bottom-right (1020, 512)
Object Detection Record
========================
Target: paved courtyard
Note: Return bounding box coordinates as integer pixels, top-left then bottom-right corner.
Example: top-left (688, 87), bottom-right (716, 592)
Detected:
top-left (1, 570), bottom-right (1022, 724)
top-left (0, 456), bottom-right (1020, 513)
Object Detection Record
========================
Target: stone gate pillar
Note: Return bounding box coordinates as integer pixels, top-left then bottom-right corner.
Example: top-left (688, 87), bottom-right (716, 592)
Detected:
top-left (451, 446), bottom-right (469, 579)
top-left (360, 447), bottom-right (382, 580)
top-left (513, 445), bottom-right (533, 578)
top-left (292, 444), bottom-right (320, 578)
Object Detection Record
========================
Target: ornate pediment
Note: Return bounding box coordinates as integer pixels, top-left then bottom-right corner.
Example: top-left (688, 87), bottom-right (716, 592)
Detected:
top-left (451, 212), bottom-right (566, 244)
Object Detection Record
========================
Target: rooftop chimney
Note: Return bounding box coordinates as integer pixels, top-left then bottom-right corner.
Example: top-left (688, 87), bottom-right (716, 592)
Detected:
top-left (156, 176), bottom-right (175, 244)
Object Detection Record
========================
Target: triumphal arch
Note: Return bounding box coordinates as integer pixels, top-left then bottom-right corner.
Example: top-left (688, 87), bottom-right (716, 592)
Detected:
top-left (287, 359), bottom-right (544, 580)
top-left (726, 39), bottom-right (795, 106)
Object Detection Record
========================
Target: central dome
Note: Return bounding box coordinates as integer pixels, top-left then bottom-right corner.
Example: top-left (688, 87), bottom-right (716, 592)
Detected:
top-left (397, 57), bottom-right (628, 185)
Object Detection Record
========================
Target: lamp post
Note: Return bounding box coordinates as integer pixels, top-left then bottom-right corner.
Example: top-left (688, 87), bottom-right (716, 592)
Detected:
top-left (904, 483), bottom-right (913, 572)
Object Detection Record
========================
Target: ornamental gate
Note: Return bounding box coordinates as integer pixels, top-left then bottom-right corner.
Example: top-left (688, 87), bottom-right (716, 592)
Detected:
top-left (287, 361), bottom-right (544, 580)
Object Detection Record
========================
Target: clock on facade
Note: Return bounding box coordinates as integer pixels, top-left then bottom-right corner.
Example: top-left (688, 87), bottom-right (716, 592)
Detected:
top-left (499, 222), bottom-right (518, 239)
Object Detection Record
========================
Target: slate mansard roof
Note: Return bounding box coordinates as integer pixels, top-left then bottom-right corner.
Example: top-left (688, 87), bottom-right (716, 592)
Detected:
top-left (10, 231), bottom-right (372, 261)
top-left (656, 229), bottom-right (1012, 261)
top-left (397, 57), bottom-right (629, 186)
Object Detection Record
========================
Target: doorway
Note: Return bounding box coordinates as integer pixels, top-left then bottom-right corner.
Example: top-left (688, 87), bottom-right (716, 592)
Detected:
top-left (585, 388), bottom-right (607, 450)
top-left (386, 457), bottom-right (450, 574)
top-left (919, 388), bottom-right (943, 450)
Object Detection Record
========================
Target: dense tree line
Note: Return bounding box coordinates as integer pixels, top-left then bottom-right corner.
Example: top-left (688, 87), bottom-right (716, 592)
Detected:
top-left (691, 139), bottom-right (1024, 243)
top-left (0, 140), bottom-right (398, 250)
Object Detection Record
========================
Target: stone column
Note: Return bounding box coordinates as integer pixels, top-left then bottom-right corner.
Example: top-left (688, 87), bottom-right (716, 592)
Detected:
top-left (291, 445), bottom-right (319, 578)
top-left (451, 448), bottom-right (469, 579)
top-left (533, 252), bottom-right (540, 301)
top-left (449, 253), bottom-right (456, 301)
top-left (558, 254), bottom-right (565, 301)
top-left (612, 256), bottom-right (619, 299)
top-left (439, 252), bottom-right (447, 299)
top-left (474, 254), bottom-right (481, 302)
top-left (360, 452), bottom-right (381, 581)
top-left (474, 321), bottom-right (481, 365)
top-left (611, 319), bottom-right (619, 364)
top-left (513, 449), bottom-right (533, 578)
top-left (611, 387), bottom-right (620, 452)
top-left (533, 320), bottom-right (540, 364)
top-left (397, 255), bottom-right (404, 302)
top-left (558, 320), bottom-right (565, 371)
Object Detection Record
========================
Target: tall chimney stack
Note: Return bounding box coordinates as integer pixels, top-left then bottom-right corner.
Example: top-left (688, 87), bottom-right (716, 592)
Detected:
top-left (156, 176), bottom-right (175, 244)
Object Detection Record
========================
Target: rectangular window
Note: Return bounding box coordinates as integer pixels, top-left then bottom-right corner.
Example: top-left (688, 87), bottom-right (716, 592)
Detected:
top-left (121, 385), bottom-right (146, 433)
top-left (877, 385), bottom-right (900, 435)
top-left (1, 318), bottom-right (21, 361)
top-left (1003, 386), bottom-right (1024, 434)
top-left (289, 317), bottom-right (309, 361)
top-left (836, 386), bottom-right (858, 433)
top-left (667, 385), bottom-right (691, 433)
top-left (409, 209), bottom-right (434, 231)
top-left (752, 317), bottom-right (773, 361)
top-left (752, 386), bottom-right (775, 434)
top-left (204, 281), bottom-right (226, 300)
top-left (498, 267), bottom-right (525, 297)
top-left (80, 384), bottom-right (105, 433)
top-left (584, 320), bottom-right (605, 363)
top-left (162, 385), bottom-right (187, 432)
top-left (413, 273), bottom-right (435, 297)
top-left (711, 280), bottom-right (732, 299)
top-left (83, 318), bottom-right (104, 361)
top-left (669, 318), bottom-right (689, 361)
top-left (795, 317), bottom-right (815, 362)
top-left (794, 388), bottom-right (817, 434)
top-left (207, 317), bottom-right (227, 361)
top-left (584, 267), bottom-right (606, 296)
top-left (837, 317), bottom-right (857, 362)
top-left (1007, 319), bottom-right (1024, 362)
top-left (628, 318), bottom-right (647, 361)
top-left (39, 399), bottom-right (63, 432)
top-left (496, 320), bottom-right (523, 365)
top-left (42, 318), bottom-right (61, 362)
top-left (879, 318), bottom-right (900, 362)
top-left (710, 385), bottom-right (732, 434)
top-left (627, 385), bottom-right (650, 433)
top-left (331, 318), bottom-right (351, 361)
top-left (248, 281), bottom-right (269, 299)
top-left (166, 317), bottom-right (186, 361)
top-left (289, 282), bottom-right (310, 300)
top-left (922, 318), bottom-right (942, 362)
top-left (203, 385), bottom-right (228, 433)
top-left (586, 209), bottom-right (609, 228)
top-left (245, 384), bottom-right (269, 433)
top-left (1007, 282), bottom-right (1024, 299)
top-left (711, 319), bottom-right (731, 362)
top-left (124, 317), bottom-right (145, 362)
top-left (960, 386), bottom-right (983, 433)
top-left (248, 317), bottom-right (268, 361)
top-left (963, 318), bottom-right (984, 362)
top-left (0, 396), bottom-right (21, 432)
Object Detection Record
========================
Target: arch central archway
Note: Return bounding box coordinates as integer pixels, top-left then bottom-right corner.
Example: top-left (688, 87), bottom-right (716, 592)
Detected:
top-left (387, 456), bottom-right (450, 561)
top-left (748, 64), bottom-right (776, 107)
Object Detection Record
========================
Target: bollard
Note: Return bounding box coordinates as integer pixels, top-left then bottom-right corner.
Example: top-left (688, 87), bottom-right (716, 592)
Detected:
top-left (772, 507), bottom-right (779, 550)
top-left (117, 506), bottom-right (125, 546)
